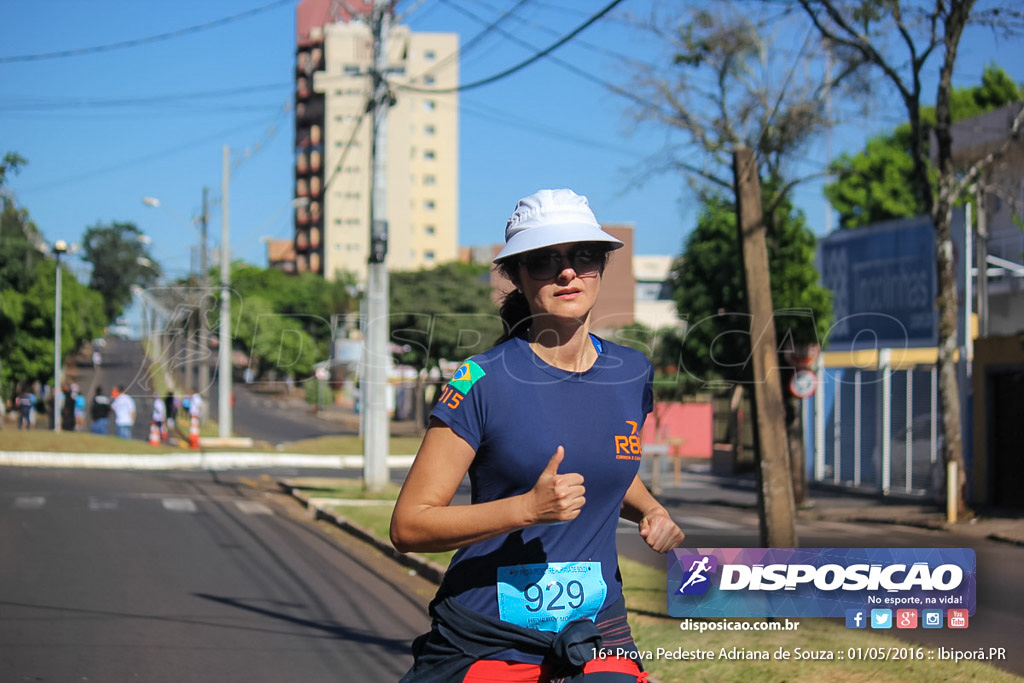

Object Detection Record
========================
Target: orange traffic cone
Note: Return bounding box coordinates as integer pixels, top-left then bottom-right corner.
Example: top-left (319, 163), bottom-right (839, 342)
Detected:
top-left (148, 421), bottom-right (161, 446)
top-left (189, 415), bottom-right (200, 450)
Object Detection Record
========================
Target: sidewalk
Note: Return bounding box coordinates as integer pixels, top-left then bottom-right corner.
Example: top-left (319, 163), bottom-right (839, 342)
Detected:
top-left (655, 466), bottom-right (1024, 547)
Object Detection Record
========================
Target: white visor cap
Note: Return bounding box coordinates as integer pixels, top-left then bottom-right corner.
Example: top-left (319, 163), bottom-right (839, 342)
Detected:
top-left (493, 188), bottom-right (624, 263)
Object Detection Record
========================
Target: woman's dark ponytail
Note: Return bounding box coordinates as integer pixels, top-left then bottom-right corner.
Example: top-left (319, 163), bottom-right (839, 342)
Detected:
top-left (496, 289), bottom-right (532, 345)
top-left (494, 257), bottom-right (530, 345)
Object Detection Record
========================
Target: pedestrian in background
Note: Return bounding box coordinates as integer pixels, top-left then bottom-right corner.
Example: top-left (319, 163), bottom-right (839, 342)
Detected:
top-left (16, 386), bottom-right (34, 430)
top-left (36, 384), bottom-right (49, 428)
top-left (90, 386), bottom-right (111, 435)
top-left (391, 189), bottom-right (685, 682)
top-left (164, 391), bottom-right (177, 438)
top-left (151, 393), bottom-right (167, 442)
top-left (60, 383), bottom-right (76, 432)
top-left (73, 384), bottom-right (87, 432)
top-left (188, 388), bottom-right (203, 423)
top-left (110, 385), bottom-right (136, 439)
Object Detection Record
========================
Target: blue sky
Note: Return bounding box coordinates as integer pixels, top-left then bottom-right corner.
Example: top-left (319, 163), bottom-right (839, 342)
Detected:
top-left (3, 0), bottom-right (1023, 285)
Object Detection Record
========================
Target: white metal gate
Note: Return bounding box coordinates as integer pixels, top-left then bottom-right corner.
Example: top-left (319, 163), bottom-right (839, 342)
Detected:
top-left (810, 365), bottom-right (943, 498)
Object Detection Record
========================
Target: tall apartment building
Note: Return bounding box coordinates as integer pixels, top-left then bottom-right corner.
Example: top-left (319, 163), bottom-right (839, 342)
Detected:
top-left (295, 0), bottom-right (459, 282)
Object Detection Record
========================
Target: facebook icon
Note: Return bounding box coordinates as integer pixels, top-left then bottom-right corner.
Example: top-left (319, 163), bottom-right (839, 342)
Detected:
top-left (846, 609), bottom-right (867, 629)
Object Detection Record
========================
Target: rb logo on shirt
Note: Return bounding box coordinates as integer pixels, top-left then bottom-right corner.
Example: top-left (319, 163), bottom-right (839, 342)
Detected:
top-left (614, 420), bottom-right (642, 461)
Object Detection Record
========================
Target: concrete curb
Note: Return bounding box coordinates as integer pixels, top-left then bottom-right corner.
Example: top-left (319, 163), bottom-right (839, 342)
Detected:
top-left (0, 451), bottom-right (417, 470)
top-left (278, 480), bottom-right (446, 585)
top-left (986, 534), bottom-right (1024, 547)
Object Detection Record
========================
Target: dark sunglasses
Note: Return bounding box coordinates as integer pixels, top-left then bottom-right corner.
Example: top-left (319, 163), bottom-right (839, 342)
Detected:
top-left (520, 244), bottom-right (607, 281)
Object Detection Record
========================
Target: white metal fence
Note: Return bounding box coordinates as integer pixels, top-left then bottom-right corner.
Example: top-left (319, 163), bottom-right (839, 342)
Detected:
top-left (809, 365), bottom-right (943, 499)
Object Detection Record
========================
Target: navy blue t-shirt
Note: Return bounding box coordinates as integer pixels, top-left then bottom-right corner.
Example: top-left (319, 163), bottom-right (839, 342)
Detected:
top-left (430, 333), bottom-right (654, 634)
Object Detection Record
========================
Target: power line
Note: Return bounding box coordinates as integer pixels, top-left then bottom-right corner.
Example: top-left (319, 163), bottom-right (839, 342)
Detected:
top-left (322, 98), bottom-right (373, 192)
top-left (423, 0), bottom-right (535, 76)
top-left (462, 0), bottom-right (652, 68)
top-left (460, 98), bottom-right (643, 157)
top-left (0, 0), bottom-right (294, 63)
top-left (427, 0), bottom-right (656, 109)
top-left (230, 101), bottom-right (292, 172)
top-left (0, 83), bottom-right (291, 111)
top-left (0, 105), bottom-right (289, 121)
top-left (394, 0), bottom-right (627, 94)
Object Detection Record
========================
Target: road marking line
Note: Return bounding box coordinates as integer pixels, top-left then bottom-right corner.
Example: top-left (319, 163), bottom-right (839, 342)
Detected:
top-left (88, 497), bottom-right (118, 511)
top-left (162, 498), bottom-right (197, 512)
top-left (235, 501), bottom-right (273, 515)
top-left (13, 496), bottom-right (46, 510)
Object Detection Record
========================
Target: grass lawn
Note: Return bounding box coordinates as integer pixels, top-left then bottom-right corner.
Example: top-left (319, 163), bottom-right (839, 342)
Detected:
top-left (0, 429), bottom-right (423, 456)
top-left (296, 479), bottom-right (1021, 683)
top-left (0, 429), bottom-right (174, 454)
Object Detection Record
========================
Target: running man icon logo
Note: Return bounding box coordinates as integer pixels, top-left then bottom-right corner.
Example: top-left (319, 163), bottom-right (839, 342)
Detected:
top-left (676, 555), bottom-right (718, 595)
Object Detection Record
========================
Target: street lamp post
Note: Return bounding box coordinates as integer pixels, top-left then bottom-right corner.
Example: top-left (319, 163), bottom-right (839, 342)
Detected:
top-left (53, 240), bottom-right (67, 432)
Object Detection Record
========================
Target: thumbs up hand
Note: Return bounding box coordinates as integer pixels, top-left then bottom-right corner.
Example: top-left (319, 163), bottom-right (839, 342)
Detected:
top-left (525, 447), bottom-right (586, 525)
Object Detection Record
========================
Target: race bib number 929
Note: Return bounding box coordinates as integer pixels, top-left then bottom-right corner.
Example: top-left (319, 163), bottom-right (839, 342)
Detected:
top-left (497, 562), bottom-right (606, 632)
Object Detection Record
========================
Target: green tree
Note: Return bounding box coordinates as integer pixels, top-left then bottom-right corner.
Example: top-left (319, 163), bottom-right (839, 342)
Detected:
top-left (81, 222), bottom-right (160, 323)
top-left (0, 219), bottom-right (104, 397)
top-left (0, 152), bottom-right (28, 192)
top-left (221, 263), bottom-right (358, 385)
top-left (0, 151), bottom-right (45, 291)
top-left (671, 190), bottom-right (832, 388)
top-left (826, 64), bottom-right (1023, 228)
top-left (232, 295), bottom-right (319, 380)
top-left (389, 262), bottom-right (502, 423)
top-left (230, 264), bottom-right (356, 353)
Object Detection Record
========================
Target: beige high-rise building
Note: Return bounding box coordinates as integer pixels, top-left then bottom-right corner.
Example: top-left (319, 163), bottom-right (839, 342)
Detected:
top-left (295, 0), bottom-right (459, 282)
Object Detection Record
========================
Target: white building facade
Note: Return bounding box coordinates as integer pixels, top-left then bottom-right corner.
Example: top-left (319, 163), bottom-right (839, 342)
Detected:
top-left (295, 0), bottom-right (459, 281)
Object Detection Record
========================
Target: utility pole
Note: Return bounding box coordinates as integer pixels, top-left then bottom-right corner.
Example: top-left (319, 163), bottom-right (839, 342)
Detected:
top-left (733, 146), bottom-right (797, 548)
top-left (53, 240), bottom-right (67, 432)
top-left (219, 145), bottom-right (233, 438)
top-left (198, 187), bottom-right (211, 401)
top-left (363, 0), bottom-right (393, 491)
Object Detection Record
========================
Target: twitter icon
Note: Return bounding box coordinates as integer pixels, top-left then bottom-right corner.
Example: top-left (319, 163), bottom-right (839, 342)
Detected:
top-left (870, 609), bottom-right (893, 629)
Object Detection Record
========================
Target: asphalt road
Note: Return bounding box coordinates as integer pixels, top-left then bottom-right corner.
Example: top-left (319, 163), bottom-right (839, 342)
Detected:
top-left (222, 382), bottom-right (355, 445)
top-left (0, 467), bottom-right (432, 682)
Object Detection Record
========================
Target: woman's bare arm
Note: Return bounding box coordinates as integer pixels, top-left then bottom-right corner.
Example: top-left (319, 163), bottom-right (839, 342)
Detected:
top-left (389, 419), bottom-right (586, 553)
top-left (620, 474), bottom-right (685, 553)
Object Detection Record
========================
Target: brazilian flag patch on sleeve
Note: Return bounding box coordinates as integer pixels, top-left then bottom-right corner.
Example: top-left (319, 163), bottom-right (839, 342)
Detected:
top-left (448, 359), bottom-right (485, 395)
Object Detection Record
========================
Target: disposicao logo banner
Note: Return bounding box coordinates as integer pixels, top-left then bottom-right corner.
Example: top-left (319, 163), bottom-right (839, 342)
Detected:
top-left (667, 548), bottom-right (976, 618)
